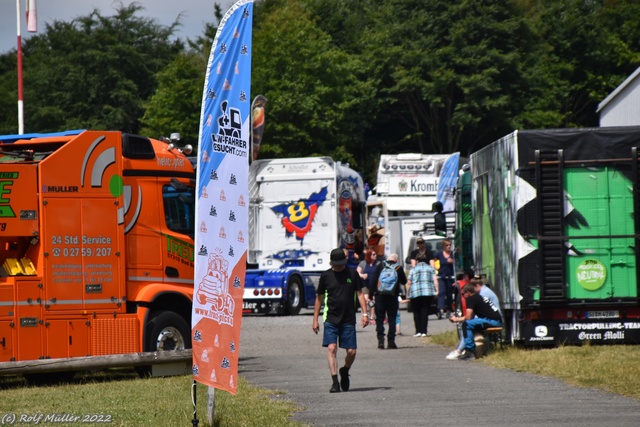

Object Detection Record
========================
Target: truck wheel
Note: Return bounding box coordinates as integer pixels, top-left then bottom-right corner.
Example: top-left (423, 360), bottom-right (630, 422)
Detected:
top-left (146, 311), bottom-right (191, 352)
top-left (285, 276), bottom-right (303, 315)
top-left (137, 311), bottom-right (191, 378)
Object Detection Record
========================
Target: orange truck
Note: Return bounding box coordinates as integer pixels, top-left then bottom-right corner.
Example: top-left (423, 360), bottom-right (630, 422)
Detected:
top-left (0, 130), bottom-right (195, 375)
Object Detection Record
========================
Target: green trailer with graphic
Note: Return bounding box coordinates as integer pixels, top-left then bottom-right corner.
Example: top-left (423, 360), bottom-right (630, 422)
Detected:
top-left (467, 127), bottom-right (640, 346)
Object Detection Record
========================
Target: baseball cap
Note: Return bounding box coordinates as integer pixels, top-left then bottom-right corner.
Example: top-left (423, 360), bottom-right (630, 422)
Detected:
top-left (330, 248), bottom-right (347, 266)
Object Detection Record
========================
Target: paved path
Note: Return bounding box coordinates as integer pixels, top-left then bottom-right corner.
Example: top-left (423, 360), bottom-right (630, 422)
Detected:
top-left (238, 309), bottom-right (640, 427)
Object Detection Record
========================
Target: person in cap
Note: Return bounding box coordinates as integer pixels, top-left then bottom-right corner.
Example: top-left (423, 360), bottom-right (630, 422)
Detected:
top-left (410, 237), bottom-right (435, 268)
top-left (313, 247), bottom-right (369, 393)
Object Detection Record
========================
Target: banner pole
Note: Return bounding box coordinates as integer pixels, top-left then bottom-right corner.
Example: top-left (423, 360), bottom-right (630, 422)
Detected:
top-left (16, 0), bottom-right (24, 134)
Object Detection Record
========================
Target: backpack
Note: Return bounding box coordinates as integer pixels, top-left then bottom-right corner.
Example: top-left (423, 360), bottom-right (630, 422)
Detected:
top-left (377, 261), bottom-right (398, 295)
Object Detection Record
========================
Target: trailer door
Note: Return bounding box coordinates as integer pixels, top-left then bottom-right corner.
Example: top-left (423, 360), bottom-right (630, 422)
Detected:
top-left (564, 166), bottom-right (637, 299)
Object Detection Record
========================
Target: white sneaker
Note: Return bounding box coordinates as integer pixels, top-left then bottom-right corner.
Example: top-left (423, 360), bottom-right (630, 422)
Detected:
top-left (446, 350), bottom-right (462, 360)
top-left (413, 333), bottom-right (422, 337)
top-left (420, 333), bottom-right (427, 337)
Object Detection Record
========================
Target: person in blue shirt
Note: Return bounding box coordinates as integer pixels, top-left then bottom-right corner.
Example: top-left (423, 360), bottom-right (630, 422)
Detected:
top-left (406, 253), bottom-right (439, 337)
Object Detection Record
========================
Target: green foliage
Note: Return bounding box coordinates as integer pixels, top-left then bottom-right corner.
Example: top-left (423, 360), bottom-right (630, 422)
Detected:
top-left (360, 0), bottom-right (534, 155)
top-left (0, 373), bottom-right (305, 427)
top-left (141, 52), bottom-right (205, 146)
top-left (0, 3), bottom-right (183, 134)
top-left (515, 0), bottom-right (640, 129)
top-left (252, 0), bottom-right (371, 172)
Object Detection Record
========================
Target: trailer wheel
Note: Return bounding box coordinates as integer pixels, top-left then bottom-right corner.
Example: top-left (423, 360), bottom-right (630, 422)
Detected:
top-left (146, 311), bottom-right (191, 352)
top-left (285, 276), bottom-right (303, 315)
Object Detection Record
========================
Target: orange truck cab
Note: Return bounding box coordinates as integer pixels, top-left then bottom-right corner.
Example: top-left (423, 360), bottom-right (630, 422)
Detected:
top-left (0, 130), bottom-right (195, 370)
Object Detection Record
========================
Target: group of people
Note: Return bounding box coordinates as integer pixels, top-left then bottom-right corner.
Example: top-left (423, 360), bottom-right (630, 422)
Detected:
top-left (447, 275), bottom-right (502, 360)
top-left (312, 242), bottom-right (502, 393)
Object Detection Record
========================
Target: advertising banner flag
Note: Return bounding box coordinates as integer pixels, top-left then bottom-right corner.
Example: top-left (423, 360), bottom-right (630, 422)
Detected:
top-left (250, 95), bottom-right (267, 163)
top-left (436, 152), bottom-right (460, 213)
top-left (192, 0), bottom-right (253, 395)
top-left (26, 0), bottom-right (37, 33)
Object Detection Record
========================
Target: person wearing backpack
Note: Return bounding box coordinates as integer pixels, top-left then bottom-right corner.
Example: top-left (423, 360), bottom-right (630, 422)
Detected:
top-left (368, 253), bottom-right (407, 349)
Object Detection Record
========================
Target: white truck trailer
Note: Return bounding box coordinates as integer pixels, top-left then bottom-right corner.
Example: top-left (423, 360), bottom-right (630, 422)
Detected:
top-left (366, 153), bottom-right (454, 263)
top-left (243, 157), bottom-right (367, 314)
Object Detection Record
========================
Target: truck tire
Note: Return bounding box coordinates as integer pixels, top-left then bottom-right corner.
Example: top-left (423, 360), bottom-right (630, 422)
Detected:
top-left (285, 276), bottom-right (303, 316)
top-left (145, 311), bottom-right (192, 352)
top-left (136, 311), bottom-right (191, 378)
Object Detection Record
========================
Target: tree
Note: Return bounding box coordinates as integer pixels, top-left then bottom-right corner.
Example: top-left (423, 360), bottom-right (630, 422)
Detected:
top-left (251, 0), bottom-right (370, 169)
top-left (515, 0), bottom-right (640, 129)
top-left (360, 0), bottom-right (535, 156)
top-left (12, 3), bottom-right (183, 133)
top-left (141, 4), bottom-right (224, 148)
top-left (141, 52), bottom-right (205, 146)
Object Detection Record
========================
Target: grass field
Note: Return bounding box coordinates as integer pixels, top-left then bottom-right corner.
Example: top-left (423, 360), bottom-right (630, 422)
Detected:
top-left (0, 371), bottom-right (304, 427)
top-left (430, 330), bottom-right (640, 400)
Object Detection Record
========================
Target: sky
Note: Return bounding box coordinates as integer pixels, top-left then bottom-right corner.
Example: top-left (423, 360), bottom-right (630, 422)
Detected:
top-left (0, 0), bottom-right (236, 54)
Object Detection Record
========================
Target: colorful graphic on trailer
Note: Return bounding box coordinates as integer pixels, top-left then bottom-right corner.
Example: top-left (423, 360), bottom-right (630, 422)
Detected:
top-left (192, 0), bottom-right (253, 395)
top-left (270, 187), bottom-right (328, 243)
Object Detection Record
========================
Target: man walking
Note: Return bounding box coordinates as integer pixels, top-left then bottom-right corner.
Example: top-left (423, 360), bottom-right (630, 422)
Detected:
top-left (313, 248), bottom-right (369, 393)
top-left (369, 253), bottom-right (407, 349)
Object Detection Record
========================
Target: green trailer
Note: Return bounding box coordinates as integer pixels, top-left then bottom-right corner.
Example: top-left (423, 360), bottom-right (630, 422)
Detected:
top-left (464, 127), bottom-right (640, 346)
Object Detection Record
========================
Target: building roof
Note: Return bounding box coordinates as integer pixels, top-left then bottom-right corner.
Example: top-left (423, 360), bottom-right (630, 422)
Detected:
top-left (597, 66), bottom-right (640, 113)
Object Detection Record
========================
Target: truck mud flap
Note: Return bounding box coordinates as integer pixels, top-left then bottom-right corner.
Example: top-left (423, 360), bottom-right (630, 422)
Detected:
top-left (522, 319), bottom-right (640, 346)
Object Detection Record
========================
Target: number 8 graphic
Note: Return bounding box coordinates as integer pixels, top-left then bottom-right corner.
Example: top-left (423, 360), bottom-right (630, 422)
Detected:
top-left (288, 202), bottom-right (309, 222)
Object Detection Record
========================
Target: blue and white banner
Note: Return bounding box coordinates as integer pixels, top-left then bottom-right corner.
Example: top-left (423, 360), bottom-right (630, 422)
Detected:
top-left (192, 0), bottom-right (253, 395)
top-left (436, 152), bottom-right (460, 213)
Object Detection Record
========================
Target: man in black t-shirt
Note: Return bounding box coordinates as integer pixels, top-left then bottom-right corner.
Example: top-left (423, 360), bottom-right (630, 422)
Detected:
top-left (449, 283), bottom-right (502, 360)
top-left (313, 248), bottom-right (369, 393)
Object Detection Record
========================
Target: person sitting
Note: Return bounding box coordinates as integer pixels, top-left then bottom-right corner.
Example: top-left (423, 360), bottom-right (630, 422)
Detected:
top-left (446, 272), bottom-right (470, 360)
top-left (449, 283), bottom-right (502, 360)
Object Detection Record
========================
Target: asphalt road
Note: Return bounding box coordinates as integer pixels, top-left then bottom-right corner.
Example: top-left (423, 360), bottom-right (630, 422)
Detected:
top-left (238, 308), bottom-right (640, 427)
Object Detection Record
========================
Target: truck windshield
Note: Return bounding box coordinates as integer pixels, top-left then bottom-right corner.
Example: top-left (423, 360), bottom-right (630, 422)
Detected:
top-left (163, 185), bottom-right (195, 236)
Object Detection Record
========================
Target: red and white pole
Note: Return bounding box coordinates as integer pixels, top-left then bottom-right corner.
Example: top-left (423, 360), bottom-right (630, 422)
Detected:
top-left (16, 0), bottom-right (24, 134)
